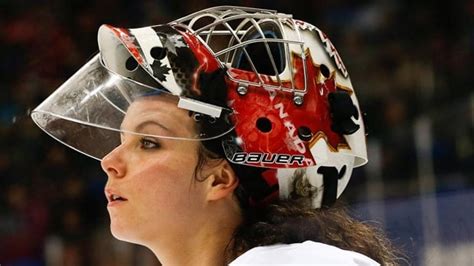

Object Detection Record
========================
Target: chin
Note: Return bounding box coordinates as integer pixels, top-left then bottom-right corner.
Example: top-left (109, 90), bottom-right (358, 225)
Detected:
top-left (110, 220), bottom-right (141, 244)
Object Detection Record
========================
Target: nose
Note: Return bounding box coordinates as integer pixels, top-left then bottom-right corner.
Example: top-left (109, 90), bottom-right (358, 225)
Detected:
top-left (101, 145), bottom-right (127, 179)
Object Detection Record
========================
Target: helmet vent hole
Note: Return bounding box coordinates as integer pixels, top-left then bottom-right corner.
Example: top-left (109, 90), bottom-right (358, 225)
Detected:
top-left (320, 64), bottom-right (330, 78)
top-left (150, 47), bottom-right (167, 60)
top-left (297, 126), bottom-right (313, 141)
top-left (125, 56), bottom-right (139, 71)
top-left (256, 117), bottom-right (272, 133)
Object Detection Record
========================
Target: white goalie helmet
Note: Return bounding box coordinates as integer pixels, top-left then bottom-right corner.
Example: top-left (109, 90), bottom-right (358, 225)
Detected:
top-left (31, 6), bottom-right (367, 208)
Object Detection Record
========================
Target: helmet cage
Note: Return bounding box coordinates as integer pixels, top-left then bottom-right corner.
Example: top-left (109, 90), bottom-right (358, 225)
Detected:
top-left (171, 6), bottom-right (309, 105)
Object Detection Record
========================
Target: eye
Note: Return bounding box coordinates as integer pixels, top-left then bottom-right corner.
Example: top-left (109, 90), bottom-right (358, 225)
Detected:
top-left (140, 138), bottom-right (160, 149)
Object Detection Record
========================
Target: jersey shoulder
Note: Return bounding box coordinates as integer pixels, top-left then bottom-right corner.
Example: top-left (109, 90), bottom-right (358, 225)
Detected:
top-left (229, 240), bottom-right (380, 265)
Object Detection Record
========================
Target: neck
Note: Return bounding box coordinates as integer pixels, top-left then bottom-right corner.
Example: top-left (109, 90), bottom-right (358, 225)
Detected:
top-left (147, 203), bottom-right (241, 266)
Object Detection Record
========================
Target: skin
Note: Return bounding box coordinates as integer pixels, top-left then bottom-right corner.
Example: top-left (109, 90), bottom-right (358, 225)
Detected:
top-left (101, 95), bottom-right (242, 266)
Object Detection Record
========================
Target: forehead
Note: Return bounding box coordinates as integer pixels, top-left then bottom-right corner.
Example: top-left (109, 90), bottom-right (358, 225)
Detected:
top-left (121, 95), bottom-right (196, 135)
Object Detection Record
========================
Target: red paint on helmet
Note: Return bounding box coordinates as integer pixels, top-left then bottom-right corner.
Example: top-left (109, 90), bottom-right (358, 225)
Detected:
top-left (176, 29), bottom-right (222, 96)
top-left (262, 168), bottom-right (279, 187)
top-left (106, 25), bottom-right (145, 65)
top-left (249, 169), bottom-right (279, 208)
top-left (179, 30), bottom-right (220, 73)
top-left (227, 50), bottom-right (350, 168)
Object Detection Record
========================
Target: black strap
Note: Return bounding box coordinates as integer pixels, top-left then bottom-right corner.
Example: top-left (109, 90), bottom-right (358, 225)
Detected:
top-left (317, 166), bottom-right (341, 208)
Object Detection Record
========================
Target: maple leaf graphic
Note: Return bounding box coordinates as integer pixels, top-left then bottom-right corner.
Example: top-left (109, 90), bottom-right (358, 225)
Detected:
top-left (151, 61), bottom-right (171, 82)
top-left (165, 34), bottom-right (187, 55)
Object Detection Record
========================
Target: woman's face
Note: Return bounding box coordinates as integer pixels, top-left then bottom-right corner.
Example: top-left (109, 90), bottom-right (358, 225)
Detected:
top-left (101, 95), bottom-right (209, 244)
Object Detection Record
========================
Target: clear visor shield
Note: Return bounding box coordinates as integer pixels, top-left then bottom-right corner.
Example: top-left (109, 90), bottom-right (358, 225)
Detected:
top-left (31, 54), bottom-right (234, 160)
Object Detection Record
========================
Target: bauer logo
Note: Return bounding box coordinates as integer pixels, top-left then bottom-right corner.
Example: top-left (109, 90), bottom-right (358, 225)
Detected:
top-left (231, 152), bottom-right (305, 166)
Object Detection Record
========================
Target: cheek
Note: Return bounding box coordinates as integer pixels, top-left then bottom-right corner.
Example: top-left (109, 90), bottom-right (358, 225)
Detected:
top-left (132, 152), bottom-right (202, 213)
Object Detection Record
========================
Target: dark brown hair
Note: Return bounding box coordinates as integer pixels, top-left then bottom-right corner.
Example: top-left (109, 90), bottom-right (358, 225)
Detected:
top-left (225, 198), bottom-right (404, 265)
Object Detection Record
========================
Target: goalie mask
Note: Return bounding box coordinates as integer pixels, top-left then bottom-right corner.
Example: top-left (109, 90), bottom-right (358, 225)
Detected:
top-left (31, 6), bottom-right (367, 208)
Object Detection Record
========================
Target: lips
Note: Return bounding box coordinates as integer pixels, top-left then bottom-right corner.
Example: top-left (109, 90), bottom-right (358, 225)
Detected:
top-left (110, 194), bottom-right (127, 202)
top-left (105, 188), bottom-right (128, 204)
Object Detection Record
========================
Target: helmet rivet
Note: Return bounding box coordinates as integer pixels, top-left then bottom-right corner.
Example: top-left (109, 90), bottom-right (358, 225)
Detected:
top-left (293, 95), bottom-right (304, 106)
top-left (237, 85), bottom-right (248, 96)
top-left (297, 126), bottom-right (313, 141)
top-left (208, 116), bottom-right (216, 124)
top-left (193, 113), bottom-right (202, 121)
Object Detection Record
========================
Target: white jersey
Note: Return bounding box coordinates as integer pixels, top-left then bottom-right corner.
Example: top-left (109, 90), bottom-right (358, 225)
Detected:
top-left (229, 240), bottom-right (380, 265)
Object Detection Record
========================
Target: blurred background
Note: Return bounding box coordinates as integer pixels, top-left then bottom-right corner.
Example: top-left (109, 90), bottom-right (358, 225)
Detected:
top-left (0, 0), bottom-right (472, 265)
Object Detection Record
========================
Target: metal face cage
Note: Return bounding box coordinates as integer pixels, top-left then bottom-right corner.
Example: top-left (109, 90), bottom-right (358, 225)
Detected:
top-left (170, 6), bottom-right (308, 105)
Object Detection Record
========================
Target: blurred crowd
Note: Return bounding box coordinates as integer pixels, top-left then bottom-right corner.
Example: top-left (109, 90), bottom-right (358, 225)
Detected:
top-left (1, 0), bottom-right (473, 265)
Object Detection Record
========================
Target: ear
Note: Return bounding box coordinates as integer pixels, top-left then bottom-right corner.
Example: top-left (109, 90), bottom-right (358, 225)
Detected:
top-left (205, 160), bottom-right (239, 202)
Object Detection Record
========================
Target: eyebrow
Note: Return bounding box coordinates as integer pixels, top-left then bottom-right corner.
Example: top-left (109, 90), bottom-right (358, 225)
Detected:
top-left (121, 120), bottom-right (174, 135)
